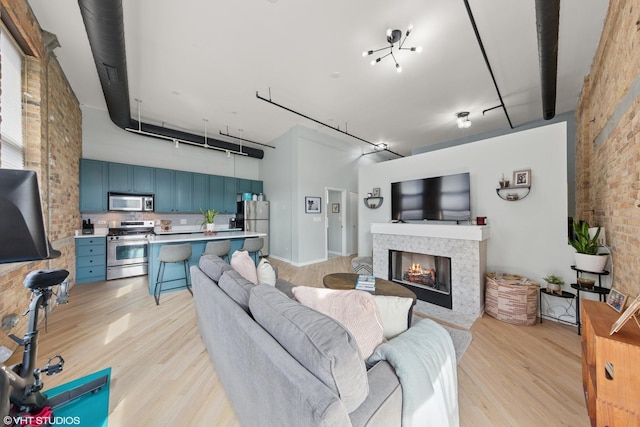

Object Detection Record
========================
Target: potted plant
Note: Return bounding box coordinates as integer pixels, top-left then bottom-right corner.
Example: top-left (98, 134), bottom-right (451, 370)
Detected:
top-left (569, 220), bottom-right (607, 273)
top-left (200, 208), bottom-right (219, 232)
top-left (542, 274), bottom-right (564, 294)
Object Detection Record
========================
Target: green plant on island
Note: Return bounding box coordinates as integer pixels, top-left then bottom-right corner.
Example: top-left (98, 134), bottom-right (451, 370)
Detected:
top-left (200, 207), bottom-right (219, 228)
top-left (568, 221), bottom-right (600, 255)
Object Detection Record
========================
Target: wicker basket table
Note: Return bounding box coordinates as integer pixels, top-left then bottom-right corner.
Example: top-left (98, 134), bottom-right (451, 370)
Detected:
top-left (485, 273), bottom-right (540, 326)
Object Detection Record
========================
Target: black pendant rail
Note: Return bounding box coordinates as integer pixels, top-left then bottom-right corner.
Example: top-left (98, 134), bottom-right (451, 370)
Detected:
top-left (256, 91), bottom-right (404, 158)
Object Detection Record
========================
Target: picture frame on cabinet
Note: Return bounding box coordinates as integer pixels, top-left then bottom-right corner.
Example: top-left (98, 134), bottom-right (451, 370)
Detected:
top-left (610, 294), bottom-right (640, 335)
top-left (607, 288), bottom-right (627, 313)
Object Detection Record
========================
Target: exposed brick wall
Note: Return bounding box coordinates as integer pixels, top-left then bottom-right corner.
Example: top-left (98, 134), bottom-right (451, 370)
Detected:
top-left (575, 0), bottom-right (640, 298)
top-left (0, 2), bottom-right (81, 353)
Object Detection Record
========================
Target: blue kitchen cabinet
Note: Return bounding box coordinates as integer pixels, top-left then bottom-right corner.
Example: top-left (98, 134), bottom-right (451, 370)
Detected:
top-left (209, 175), bottom-right (225, 212)
top-left (154, 168), bottom-right (193, 212)
top-left (236, 178), bottom-right (252, 195)
top-left (223, 177), bottom-right (238, 213)
top-left (108, 163), bottom-right (155, 193)
top-left (75, 236), bottom-right (106, 283)
top-left (192, 173), bottom-right (209, 212)
top-left (79, 159), bottom-right (108, 212)
top-left (251, 180), bottom-right (263, 195)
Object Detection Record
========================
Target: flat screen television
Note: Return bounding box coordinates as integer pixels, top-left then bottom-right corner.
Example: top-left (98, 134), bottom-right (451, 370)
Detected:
top-left (0, 169), bottom-right (60, 263)
top-left (391, 172), bottom-right (471, 222)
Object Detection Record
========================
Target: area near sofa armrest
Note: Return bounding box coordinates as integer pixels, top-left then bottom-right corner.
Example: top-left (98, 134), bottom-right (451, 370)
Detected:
top-left (199, 254), bottom-right (232, 282)
top-left (192, 266), bottom-right (354, 427)
top-left (249, 284), bottom-right (369, 413)
top-left (349, 361), bottom-right (402, 427)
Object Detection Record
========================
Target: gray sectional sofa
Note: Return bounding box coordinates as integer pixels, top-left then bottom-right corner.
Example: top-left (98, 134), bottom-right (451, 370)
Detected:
top-left (191, 254), bottom-right (402, 426)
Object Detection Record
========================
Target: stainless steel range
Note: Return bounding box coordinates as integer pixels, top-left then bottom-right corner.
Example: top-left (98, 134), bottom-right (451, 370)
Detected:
top-left (106, 220), bottom-right (155, 280)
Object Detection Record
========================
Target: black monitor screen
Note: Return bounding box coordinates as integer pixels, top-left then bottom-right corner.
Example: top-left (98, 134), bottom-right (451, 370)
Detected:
top-left (0, 169), bottom-right (54, 263)
top-left (391, 172), bottom-right (471, 222)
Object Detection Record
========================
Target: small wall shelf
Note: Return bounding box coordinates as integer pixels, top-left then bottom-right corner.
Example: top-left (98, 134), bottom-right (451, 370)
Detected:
top-left (496, 185), bottom-right (531, 201)
top-left (363, 197), bottom-right (383, 209)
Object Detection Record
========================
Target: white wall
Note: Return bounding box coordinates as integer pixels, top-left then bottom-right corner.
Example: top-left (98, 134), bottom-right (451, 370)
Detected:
top-left (358, 121), bottom-right (577, 287)
top-left (263, 125), bottom-right (378, 266)
top-left (81, 106), bottom-right (261, 179)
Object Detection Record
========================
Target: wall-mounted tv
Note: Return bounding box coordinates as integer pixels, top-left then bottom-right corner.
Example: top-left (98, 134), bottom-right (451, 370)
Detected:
top-left (391, 172), bottom-right (471, 222)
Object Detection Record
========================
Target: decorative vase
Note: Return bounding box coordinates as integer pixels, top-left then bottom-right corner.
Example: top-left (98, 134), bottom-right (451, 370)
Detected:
top-left (206, 223), bottom-right (215, 232)
top-left (546, 282), bottom-right (562, 294)
top-left (575, 253), bottom-right (608, 273)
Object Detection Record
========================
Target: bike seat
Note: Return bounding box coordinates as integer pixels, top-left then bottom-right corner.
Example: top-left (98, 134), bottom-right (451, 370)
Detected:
top-left (23, 269), bottom-right (69, 290)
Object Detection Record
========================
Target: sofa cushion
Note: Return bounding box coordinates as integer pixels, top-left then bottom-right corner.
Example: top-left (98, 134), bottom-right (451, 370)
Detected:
top-left (199, 254), bottom-right (233, 283)
top-left (230, 250), bottom-right (258, 284)
top-left (292, 286), bottom-right (385, 359)
top-left (257, 258), bottom-right (277, 286)
top-left (373, 295), bottom-right (413, 339)
top-left (218, 270), bottom-right (256, 312)
top-left (249, 284), bottom-right (368, 412)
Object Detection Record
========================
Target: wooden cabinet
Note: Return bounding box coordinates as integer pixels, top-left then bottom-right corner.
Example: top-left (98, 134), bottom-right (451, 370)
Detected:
top-left (581, 300), bottom-right (640, 426)
top-left (75, 237), bottom-right (106, 283)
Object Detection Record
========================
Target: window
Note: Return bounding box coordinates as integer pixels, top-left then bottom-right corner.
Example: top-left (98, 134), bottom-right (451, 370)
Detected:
top-left (0, 25), bottom-right (25, 169)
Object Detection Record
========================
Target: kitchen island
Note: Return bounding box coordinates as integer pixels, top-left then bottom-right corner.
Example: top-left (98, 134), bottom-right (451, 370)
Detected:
top-left (147, 231), bottom-right (266, 296)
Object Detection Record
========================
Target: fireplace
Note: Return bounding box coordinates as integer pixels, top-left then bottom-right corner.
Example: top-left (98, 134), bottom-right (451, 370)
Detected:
top-left (389, 250), bottom-right (452, 309)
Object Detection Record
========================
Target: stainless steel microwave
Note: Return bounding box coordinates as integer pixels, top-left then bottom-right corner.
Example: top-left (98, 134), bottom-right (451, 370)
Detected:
top-left (108, 192), bottom-right (154, 212)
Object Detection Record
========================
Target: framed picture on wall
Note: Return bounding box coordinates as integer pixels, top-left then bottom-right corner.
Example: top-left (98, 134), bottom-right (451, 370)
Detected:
top-left (332, 203), bottom-right (340, 213)
top-left (513, 169), bottom-right (531, 187)
top-left (305, 196), bottom-right (321, 213)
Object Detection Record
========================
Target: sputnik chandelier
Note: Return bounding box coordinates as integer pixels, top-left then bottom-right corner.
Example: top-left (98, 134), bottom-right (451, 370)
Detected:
top-left (362, 25), bottom-right (422, 72)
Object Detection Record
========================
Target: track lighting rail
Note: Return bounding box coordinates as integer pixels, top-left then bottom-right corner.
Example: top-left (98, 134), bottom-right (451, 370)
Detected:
top-left (463, 0), bottom-right (514, 129)
top-left (255, 91), bottom-right (404, 158)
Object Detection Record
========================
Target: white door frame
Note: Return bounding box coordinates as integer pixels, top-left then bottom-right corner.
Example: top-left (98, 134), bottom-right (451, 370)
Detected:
top-left (325, 187), bottom-right (347, 258)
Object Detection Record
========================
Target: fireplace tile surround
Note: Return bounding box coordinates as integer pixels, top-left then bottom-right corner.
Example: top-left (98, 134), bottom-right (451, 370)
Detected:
top-left (371, 223), bottom-right (489, 328)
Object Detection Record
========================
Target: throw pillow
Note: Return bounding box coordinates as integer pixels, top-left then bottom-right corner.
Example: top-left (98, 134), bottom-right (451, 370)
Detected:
top-left (292, 286), bottom-right (385, 359)
top-left (257, 258), bottom-right (276, 286)
top-left (373, 295), bottom-right (413, 339)
top-left (249, 285), bottom-right (368, 412)
top-left (230, 250), bottom-right (258, 284)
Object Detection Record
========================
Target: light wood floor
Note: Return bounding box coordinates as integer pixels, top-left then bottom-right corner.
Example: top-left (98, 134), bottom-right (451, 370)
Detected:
top-left (9, 256), bottom-right (589, 426)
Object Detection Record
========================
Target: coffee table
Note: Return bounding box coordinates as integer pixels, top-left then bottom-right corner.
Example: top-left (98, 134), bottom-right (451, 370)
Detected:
top-left (323, 273), bottom-right (417, 326)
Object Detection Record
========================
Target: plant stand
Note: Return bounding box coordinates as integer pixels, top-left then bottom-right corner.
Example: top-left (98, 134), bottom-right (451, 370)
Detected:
top-left (570, 266), bottom-right (610, 335)
top-left (539, 288), bottom-right (577, 326)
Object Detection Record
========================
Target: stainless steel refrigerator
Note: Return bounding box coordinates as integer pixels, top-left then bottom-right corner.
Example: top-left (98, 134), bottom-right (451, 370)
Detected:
top-left (238, 200), bottom-right (269, 256)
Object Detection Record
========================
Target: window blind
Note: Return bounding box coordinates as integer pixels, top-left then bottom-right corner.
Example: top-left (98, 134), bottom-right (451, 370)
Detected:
top-left (0, 27), bottom-right (24, 169)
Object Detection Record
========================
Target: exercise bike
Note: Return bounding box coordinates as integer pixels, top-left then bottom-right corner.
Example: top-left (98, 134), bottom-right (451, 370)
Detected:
top-left (0, 269), bottom-right (108, 426)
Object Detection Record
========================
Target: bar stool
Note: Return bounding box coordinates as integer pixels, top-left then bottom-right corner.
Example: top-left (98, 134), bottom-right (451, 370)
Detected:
top-left (241, 237), bottom-right (264, 264)
top-left (203, 240), bottom-right (231, 262)
top-left (154, 243), bottom-right (192, 305)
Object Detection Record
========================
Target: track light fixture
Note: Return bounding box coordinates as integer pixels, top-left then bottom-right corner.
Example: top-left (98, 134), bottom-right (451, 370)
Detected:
top-left (362, 25), bottom-right (422, 72)
top-left (456, 112), bottom-right (471, 129)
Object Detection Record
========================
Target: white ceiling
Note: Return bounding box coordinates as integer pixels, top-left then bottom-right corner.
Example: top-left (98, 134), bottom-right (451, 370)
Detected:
top-left (28, 0), bottom-right (608, 158)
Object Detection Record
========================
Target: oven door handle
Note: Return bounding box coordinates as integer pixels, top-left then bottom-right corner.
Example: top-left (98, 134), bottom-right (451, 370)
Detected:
top-left (108, 240), bottom-right (149, 247)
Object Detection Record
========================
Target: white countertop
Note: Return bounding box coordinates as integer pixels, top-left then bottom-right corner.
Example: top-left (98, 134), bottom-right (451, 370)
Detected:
top-left (148, 231), bottom-right (266, 244)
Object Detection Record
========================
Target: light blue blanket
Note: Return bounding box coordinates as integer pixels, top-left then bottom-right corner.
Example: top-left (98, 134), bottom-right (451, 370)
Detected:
top-left (368, 318), bottom-right (459, 427)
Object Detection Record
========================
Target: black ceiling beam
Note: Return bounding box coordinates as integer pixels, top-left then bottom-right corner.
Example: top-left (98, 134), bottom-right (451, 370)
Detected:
top-left (535, 0), bottom-right (560, 120)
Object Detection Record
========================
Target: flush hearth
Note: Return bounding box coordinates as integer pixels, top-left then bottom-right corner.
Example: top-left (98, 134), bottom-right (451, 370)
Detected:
top-left (389, 250), bottom-right (452, 309)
